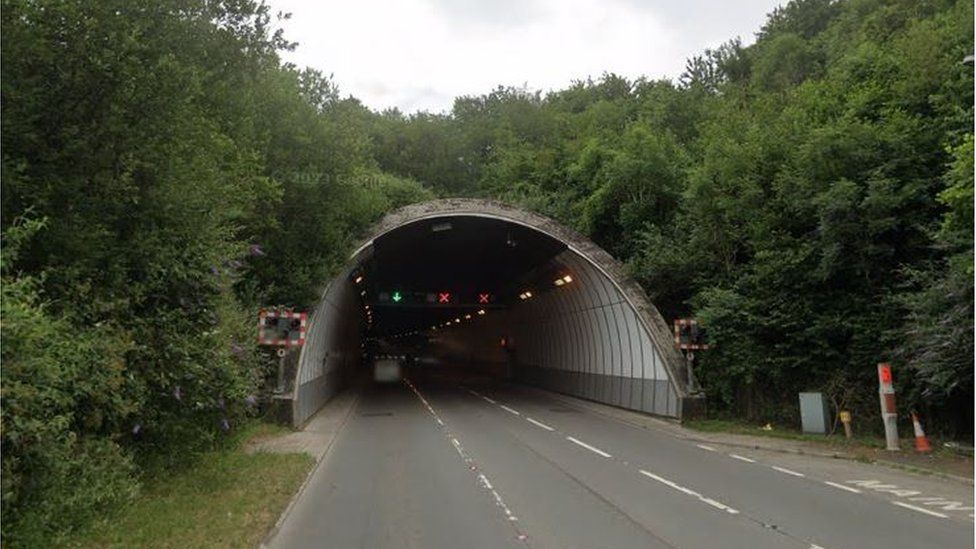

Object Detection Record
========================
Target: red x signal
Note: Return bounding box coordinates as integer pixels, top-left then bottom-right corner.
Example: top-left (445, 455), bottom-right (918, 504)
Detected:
top-left (478, 293), bottom-right (490, 304)
top-left (438, 292), bottom-right (451, 303)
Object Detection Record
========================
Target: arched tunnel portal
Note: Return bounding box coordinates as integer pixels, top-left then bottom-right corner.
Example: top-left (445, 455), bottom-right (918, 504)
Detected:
top-left (282, 199), bottom-right (703, 427)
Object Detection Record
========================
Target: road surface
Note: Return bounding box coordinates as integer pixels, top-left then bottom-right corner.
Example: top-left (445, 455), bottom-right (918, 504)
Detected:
top-left (267, 368), bottom-right (974, 549)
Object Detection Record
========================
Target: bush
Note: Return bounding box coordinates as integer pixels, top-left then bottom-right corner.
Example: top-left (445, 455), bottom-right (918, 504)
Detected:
top-left (2, 221), bottom-right (138, 544)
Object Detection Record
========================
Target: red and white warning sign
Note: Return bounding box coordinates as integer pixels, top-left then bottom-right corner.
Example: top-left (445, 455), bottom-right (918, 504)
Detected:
top-left (674, 318), bottom-right (709, 350)
top-left (258, 309), bottom-right (307, 347)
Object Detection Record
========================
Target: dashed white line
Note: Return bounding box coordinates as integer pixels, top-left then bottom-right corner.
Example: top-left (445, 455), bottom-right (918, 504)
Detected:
top-left (696, 444), bottom-right (717, 452)
top-left (824, 481), bottom-right (861, 494)
top-left (467, 389), bottom-right (482, 397)
top-left (482, 395), bottom-right (497, 405)
top-left (893, 501), bottom-right (948, 518)
top-left (639, 469), bottom-right (739, 514)
top-left (566, 436), bottom-right (612, 458)
top-left (729, 454), bottom-right (755, 463)
top-left (526, 417), bottom-right (555, 431)
top-left (772, 466), bottom-right (805, 477)
top-left (477, 473), bottom-right (493, 490)
top-left (500, 404), bottom-right (521, 416)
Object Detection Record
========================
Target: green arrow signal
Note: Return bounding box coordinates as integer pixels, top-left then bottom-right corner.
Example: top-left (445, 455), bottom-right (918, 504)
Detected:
top-left (392, 291), bottom-right (403, 303)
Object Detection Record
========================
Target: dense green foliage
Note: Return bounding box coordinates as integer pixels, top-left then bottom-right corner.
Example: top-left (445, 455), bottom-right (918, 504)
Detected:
top-left (366, 0), bottom-right (973, 433)
top-left (1, 0), bottom-right (427, 544)
top-left (1, 0), bottom-right (971, 544)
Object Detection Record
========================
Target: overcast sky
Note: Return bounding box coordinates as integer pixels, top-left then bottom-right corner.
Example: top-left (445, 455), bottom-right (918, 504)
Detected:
top-left (266, 0), bottom-right (784, 114)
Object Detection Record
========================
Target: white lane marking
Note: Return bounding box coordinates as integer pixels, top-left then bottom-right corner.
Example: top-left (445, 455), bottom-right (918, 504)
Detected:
top-left (406, 380), bottom-right (527, 537)
top-left (640, 470), bottom-right (698, 496)
top-left (435, 417), bottom-right (444, 426)
top-left (566, 436), bottom-right (612, 458)
top-left (478, 473), bottom-right (494, 490)
top-left (639, 469), bottom-right (739, 514)
top-left (849, 480), bottom-right (973, 512)
top-left (810, 544), bottom-right (827, 549)
top-left (824, 481), bottom-right (861, 494)
top-left (500, 404), bottom-right (521, 416)
top-left (482, 395), bottom-right (497, 405)
top-left (772, 466), bottom-right (805, 477)
top-left (467, 389), bottom-right (482, 397)
top-left (696, 444), bottom-right (717, 452)
top-left (526, 417), bottom-right (555, 431)
top-left (893, 501), bottom-right (948, 518)
top-left (921, 500), bottom-right (973, 512)
top-left (729, 454), bottom-right (755, 463)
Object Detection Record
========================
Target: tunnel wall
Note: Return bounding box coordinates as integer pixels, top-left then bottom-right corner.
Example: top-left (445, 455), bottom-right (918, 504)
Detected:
top-left (288, 266), bottom-right (362, 427)
top-left (435, 249), bottom-right (679, 417)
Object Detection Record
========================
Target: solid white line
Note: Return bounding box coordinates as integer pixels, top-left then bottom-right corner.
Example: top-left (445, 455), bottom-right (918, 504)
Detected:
top-left (482, 396), bottom-right (497, 404)
top-left (893, 501), bottom-right (948, 518)
top-left (639, 470), bottom-right (739, 514)
top-left (566, 436), bottom-right (612, 458)
top-left (824, 481), bottom-right (861, 494)
top-left (500, 405), bottom-right (521, 416)
top-left (729, 454), bottom-right (755, 463)
top-left (526, 417), bottom-right (555, 431)
top-left (696, 444), bottom-right (717, 452)
top-left (772, 466), bottom-right (805, 477)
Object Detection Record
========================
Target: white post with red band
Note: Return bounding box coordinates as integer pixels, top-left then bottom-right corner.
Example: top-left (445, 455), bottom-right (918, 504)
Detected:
top-left (877, 362), bottom-right (899, 451)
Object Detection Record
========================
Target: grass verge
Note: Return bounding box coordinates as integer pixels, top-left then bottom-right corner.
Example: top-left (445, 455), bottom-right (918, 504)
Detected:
top-left (685, 418), bottom-right (887, 448)
top-left (66, 423), bottom-right (313, 549)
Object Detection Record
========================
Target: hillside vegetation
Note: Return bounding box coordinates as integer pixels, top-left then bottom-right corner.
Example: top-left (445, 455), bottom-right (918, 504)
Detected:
top-left (1, 0), bottom-right (971, 545)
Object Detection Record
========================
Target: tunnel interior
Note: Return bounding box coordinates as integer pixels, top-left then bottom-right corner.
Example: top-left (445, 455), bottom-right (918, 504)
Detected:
top-left (288, 203), bottom-right (697, 427)
top-left (360, 216), bottom-right (566, 339)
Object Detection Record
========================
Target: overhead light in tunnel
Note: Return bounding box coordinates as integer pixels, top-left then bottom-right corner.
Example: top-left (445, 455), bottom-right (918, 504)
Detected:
top-left (431, 222), bottom-right (453, 233)
top-left (464, 314), bottom-right (471, 320)
top-left (455, 318), bottom-right (461, 323)
top-left (354, 275), bottom-right (363, 284)
top-left (519, 291), bottom-right (533, 300)
top-left (554, 274), bottom-right (573, 286)
top-left (477, 309), bottom-right (485, 315)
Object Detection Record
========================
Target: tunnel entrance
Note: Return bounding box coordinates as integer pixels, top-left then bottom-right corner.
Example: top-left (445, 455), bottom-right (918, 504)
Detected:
top-left (284, 199), bottom-right (702, 426)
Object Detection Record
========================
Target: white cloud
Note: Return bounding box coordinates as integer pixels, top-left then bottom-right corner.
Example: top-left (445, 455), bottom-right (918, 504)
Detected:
top-left (267, 0), bottom-right (783, 113)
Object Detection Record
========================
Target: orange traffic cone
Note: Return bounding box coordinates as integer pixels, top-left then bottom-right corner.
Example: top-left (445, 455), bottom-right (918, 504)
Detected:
top-left (911, 411), bottom-right (932, 453)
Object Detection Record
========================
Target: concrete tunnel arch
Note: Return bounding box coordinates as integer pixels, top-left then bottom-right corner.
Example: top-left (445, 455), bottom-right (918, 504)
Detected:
top-left (282, 199), bottom-right (703, 426)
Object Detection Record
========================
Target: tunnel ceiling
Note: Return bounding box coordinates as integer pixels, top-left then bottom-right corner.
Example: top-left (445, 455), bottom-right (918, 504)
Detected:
top-left (362, 216), bottom-right (566, 336)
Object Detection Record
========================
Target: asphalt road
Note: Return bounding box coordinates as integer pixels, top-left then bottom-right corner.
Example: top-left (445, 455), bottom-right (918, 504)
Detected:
top-left (268, 368), bottom-right (974, 549)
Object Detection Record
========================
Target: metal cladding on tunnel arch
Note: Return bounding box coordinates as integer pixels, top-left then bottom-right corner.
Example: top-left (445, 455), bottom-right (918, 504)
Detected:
top-left (283, 199), bottom-right (703, 428)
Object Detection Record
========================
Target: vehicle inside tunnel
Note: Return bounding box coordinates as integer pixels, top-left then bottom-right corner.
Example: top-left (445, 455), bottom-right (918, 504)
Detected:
top-left (284, 200), bottom-right (700, 427)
